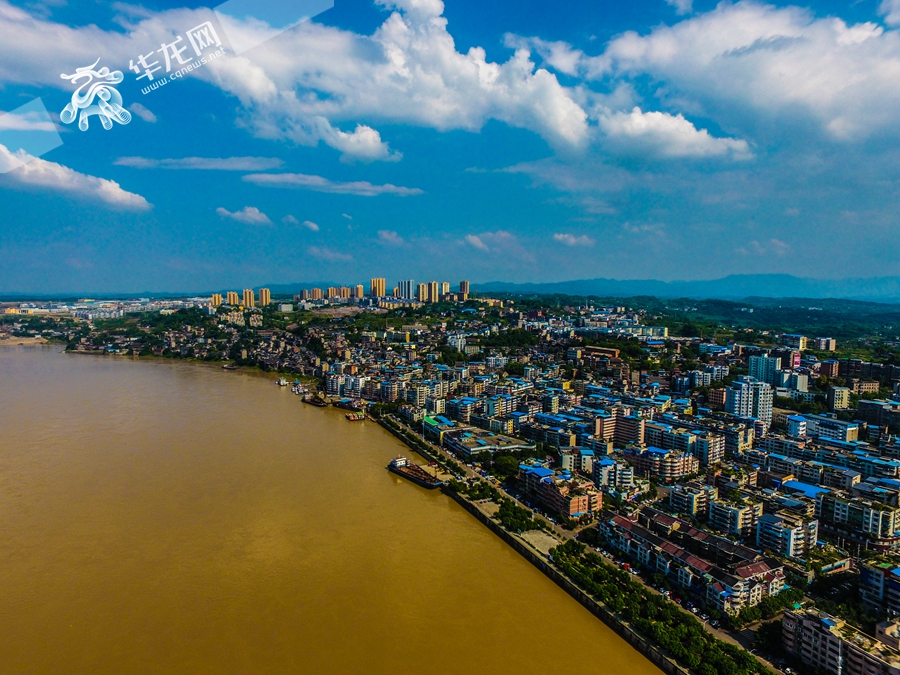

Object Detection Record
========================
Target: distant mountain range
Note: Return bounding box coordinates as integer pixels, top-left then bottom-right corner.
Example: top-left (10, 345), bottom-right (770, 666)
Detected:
top-left (6, 274), bottom-right (900, 303)
top-left (474, 275), bottom-right (900, 303)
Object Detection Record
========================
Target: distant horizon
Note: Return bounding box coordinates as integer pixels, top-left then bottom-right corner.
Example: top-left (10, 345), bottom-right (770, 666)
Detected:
top-left (5, 272), bottom-right (900, 304)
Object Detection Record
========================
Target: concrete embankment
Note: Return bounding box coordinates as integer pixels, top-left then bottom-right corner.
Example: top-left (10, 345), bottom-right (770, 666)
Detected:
top-left (442, 487), bottom-right (690, 675)
top-left (377, 415), bottom-right (687, 675)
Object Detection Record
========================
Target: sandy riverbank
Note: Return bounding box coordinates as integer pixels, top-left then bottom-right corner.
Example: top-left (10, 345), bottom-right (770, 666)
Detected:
top-left (0, 336), bottom-right (48, 346)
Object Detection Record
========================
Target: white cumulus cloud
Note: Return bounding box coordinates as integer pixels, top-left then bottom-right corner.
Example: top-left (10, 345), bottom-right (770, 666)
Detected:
top-left (598, 107), bottom-right (753, 159)
top-left (0, 142), bottom-right (150, 209)
top-left (216, 206), bottom-right (272, 225)
top-left (377, 229), bottom-right (404, 245)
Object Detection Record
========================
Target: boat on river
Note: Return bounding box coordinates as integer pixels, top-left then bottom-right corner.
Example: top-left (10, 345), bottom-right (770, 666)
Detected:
top-left (387, 456), bottom-right (444, 489)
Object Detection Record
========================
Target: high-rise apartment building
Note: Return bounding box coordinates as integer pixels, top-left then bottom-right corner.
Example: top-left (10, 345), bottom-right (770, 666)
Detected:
top-left (327, 287), bottom-right (339, 299)
top-left (211, 293), bottom-right (222, 307)
top-left (749, 355), bottom-right (780, 386)
top-left (354, 285), bottom-right (364, 299)
top-left (226, 291), bottom-right (240, 305)
top-left (299, 290), bottom-right (310, 301)
top-left (242, 289), bottom-right (255, 308)
top-left (259, 288), bottom-right (271, 306)
top-left (459, 280), bottom-right (470, 295)
top-left (427, 281), bottom-right (439, 303)
top-left (417, 283), bottom-right (428, 302)
top-left (339, 287), bottom-right (351, 299)
top-left (310, 288), bottom-right (324, 300)
top-left (370, 278), bottom-right (386, 297)
top-left (725, 376), bottom-right (773, 425)
top-left (398, 279), bottom-right (415, 300)
top-left (441, 282), bottom-right (450, 297)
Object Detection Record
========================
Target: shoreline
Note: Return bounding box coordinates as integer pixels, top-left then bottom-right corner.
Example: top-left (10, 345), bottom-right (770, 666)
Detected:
top-left (378, 414), bottom-right (685, 674)
top-left (0, 337), bottom-right (49, 346)
top-left (380, 414), bottom-right (775, 675)
top-left (13, 348), bottom-right (763, 675)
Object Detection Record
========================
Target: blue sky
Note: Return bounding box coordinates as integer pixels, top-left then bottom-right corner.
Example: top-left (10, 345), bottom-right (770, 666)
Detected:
top-left (1, 0), bottom-right (900, 293)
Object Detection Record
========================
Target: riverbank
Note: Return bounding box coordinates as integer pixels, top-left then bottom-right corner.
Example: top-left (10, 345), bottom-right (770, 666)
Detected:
top-left (0, 336), bottom-right (48, 346)
top-left (379, 413), bottom-right (775, 675)
top-left (2, 345), bottom-right (666, 675)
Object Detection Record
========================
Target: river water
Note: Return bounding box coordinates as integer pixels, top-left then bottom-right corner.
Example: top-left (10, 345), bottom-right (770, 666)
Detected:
top-left (0, 346), bottom-right (661, 675)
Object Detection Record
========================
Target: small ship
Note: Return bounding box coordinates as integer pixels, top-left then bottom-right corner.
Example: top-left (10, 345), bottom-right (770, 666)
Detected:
top-left (387, 456), bottom-right (444, 489)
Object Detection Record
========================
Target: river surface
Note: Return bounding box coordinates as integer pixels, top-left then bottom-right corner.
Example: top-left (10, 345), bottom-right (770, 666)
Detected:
top-left (0, 346), bottom-right (661, 675)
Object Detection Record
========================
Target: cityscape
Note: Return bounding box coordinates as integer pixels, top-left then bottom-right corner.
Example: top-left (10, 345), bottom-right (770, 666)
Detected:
top-left (5, 280), bottom-right (900, 675)
top-left (6, 0), bottom-right (900, 673)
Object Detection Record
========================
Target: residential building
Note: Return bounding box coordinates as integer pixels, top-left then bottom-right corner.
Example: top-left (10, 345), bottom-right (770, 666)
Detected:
top-left (787, 415), bottom-right (807, 438)
top-left (210, 293), bottom-right (222, 307)
top-left (669, 482), bottom-right (718, 518)
top-left (828, 386), bottom-right (851, 411)
top-left (756, 511), bottom-right (818, 558)
top-left (398, 279), bottom-right (415, 300)
top-left (225, 291), bottom-right (239, 305)
top-left (783, 609), bottom-right (900, 675)
top-left (817, 492), bottom-right (900, 550)
top-left (370, 278), bottom-right (386, 297)
top-left (815, 337), bottom-right (837, 351)
top-left (537, 474), bottom-right (602, 517)
top-left (860, 560), bottom-right (900, 614)
top-left (630, 446), bottom-right (699, 482)
top-left (780, 334), bottom-right (808, 350)
top-left (416, 283), bottom-right (428, 302)
top-left (593, 457), bottom-right (635, 489)
top-left (459, 280), bottom-right (470, 299)
top-left (242, 289), bottom-right (255, 308)
top-left (725, 376), bottom-right (773, 426)
top-left (427, 281), bottom-right (439, 303)
top-left (821, 360), bottom-right (840, 377)
top-left (708, 498), bottom-right (764, 537)
top-left (804, 414), bottom-right (859, 442)
top-left (749, 355), bottom-right (780, 386)
top-left (259, 288), bottom-right (271, 306)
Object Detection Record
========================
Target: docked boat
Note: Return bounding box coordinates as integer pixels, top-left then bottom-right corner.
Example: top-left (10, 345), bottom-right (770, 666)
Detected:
top-left (346, 412), bottom-right (366, 421)
top-left (387, 456), bottom-right (444, 489)
top-left (276, 377), bottom-right (289, 386)
top-left (302, 395), bottom-right (329, 407)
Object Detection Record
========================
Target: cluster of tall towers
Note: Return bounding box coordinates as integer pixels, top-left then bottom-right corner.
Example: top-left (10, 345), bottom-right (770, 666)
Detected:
top-left (210, 280), bottom-right (471, 308)
top-left (392, 279), bottom-right (470, 302)
top-left (296, 279), bottom-right (471, 303)
top-left (210, 288), bottom-right (270, 308)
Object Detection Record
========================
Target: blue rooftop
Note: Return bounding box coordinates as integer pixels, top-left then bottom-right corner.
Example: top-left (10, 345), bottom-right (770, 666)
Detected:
top-left (783, 480), bottom-right (831, 498)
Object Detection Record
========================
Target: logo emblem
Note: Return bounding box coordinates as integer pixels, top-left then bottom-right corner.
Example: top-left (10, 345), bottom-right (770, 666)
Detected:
top-left (60, 59), bottom-right (131, 131)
